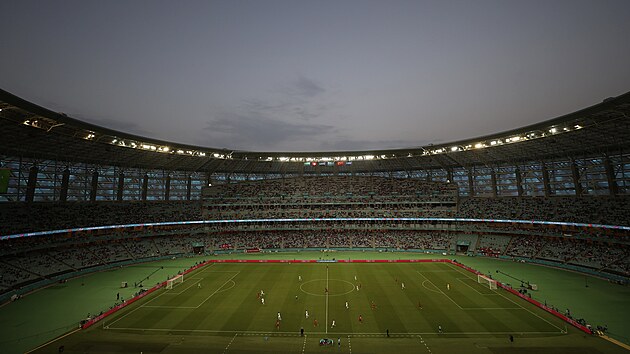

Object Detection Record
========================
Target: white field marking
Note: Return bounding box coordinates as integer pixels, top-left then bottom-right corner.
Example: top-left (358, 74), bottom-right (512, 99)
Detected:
top-left (347, 335), bottom-right (352, 354)
top-left (109, 271), bottom-right (239, 325)
top-left (217, 280), bottom-right (236, 293)
top-left (446, 263), bottom-right (565, 332)
top-left (165, 278), bottom-right (203, 295)
top-left (24, 327), bottom-right (81, 354)
top-left (325, 266), bottom-right (329, 334)
top-left (200, 263), bottom-right (216, 271)
top-left (222, 333), bottom-right (237, 354)
top-left (194, 272), bottom-right (240, 308)
top-left (301, 335), bottom-right (307, 354)
top-left (421, 280), bottom-right (443, 294)
top-left (105, 263), bottom-right (229, 325)
top-left (103, 327), bottom-right (564, 336)
top-left (462, 307), bottom-right (523, 310)
top-left (456, 277), bottom-right (500, 296)
top-left (416, 271), bottom-right (463, 309)
top-left (106, 273), bottom-right (179, 327)
top-left (417, 334), bottom-right (432, 353)
top-left (299, 279), bottom-right (355, 297)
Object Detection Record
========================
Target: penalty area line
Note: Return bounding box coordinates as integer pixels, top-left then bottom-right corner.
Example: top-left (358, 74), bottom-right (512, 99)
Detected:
top-left (446, 262), bottom-right (565, 333)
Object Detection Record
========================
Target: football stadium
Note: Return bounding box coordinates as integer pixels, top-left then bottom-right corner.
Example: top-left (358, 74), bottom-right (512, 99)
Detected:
top-left (2, 2), bottom-right (630, 353)
top-left (0, 88), bottom-right (629, 354)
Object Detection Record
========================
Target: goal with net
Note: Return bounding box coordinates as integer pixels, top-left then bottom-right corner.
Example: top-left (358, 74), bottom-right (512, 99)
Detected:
top-left (166, 274), bottom-right (184, 289)
top-left (477, 274), bottom-right (498, 290)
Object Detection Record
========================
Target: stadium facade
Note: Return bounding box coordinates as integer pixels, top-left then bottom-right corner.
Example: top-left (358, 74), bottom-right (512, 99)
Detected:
top-left (1, 88), bottom-right (629, 202)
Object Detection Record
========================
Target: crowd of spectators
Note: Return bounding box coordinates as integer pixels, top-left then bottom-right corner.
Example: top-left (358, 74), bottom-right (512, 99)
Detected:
top-left (476, 235), bottom-right (512, 257)
top-left (203, 176), bottom-right (458, 220)
top-left (505, 236), bottom-right (547, 258)
top-left (457, 196), bottom-right (630, 226)
top-left (1, 176), bottom-right (629, 297)
top-left (537, 238), bottom-right (586, 262)
top-left (0, 228), bottom-right (628, 295)
top-left (0, 200), bottom-right (202, 236)
top-left (204, 176), bottom-right (458, 199)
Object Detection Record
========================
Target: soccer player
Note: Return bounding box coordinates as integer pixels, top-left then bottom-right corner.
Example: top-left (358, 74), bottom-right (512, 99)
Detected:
top-left (401, 282), bottom-right (405, 290)
top-left (358, 314), bottom-right (363, 324)
top-left (438, 325), bottom-right (442, 333)
top-left (298, 275), bottom-right (302, 281)
top-left (447, 283), bottom-right (450, 290)
top-left (275, 319), bottom-right (280, 330)
top-left (331, 319), bottom-right (336, 328)
top-left (354, 275), bottom-right (357, 281)
top-left (295, 295), bottom-right (298, 301)
top-left (261, 289), bottom-right (265, 296)
top-left (371, 301), bottom-right (377, 310)
top-left (345, 301), bottom-right (349, 309)
top-left (313, 318), bottom-right (318, 327)
top-left (356, 285), bottom-right (359, 291)
top-left (277, 312), bottom-right (282, 321)
top-left (261, 298), bottom-right (265, 305)
top-left (198, 282), bottom-right (201, 289)
top-left (418, 301), bottom-right (423, 309)
top-left (305, 310), bottom-right (309, 319)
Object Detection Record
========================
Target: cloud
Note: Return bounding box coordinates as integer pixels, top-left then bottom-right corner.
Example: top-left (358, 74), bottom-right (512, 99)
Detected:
top-left (197, 75), bottom-right (341, 150)
top-left (201, 110), bottom-right (335, 150)
top-left (74, 114), bottom-right (154, 137)
top-left (289, 76), bottom-right (325, 98)
top-left (317, 137), bottom-right (435, 151)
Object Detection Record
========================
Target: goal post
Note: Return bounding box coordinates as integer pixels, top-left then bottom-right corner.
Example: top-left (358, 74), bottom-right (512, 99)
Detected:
top-left (477, 274), bottom-right (497, 290)
top-left (166, 274), bottom-right (184, 289)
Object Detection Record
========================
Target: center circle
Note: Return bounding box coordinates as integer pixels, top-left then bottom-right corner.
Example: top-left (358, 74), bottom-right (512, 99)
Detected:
top-left (299, 279), bottom-right (355, 297)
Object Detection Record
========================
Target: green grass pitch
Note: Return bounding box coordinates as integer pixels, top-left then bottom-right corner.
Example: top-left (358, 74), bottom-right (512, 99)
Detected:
top-left (104, 262), bottom-right (564, 335)
top-left (29, 260), bottom-right (629, 353)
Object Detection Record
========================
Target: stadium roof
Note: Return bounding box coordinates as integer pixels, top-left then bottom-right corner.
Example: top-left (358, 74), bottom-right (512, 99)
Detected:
top-left (1, 88), bottom-right (629, 174)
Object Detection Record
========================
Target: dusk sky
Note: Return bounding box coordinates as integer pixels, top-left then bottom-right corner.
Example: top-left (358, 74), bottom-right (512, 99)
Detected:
top-left (1, 0), bottom-right (629, 152)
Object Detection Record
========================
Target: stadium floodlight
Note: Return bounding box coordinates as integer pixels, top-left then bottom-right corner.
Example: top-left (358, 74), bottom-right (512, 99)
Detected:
top-left (450, 146), bottom-right (458, 152)
top-left (474, 143), bottom-right (484, 148)
top-left (549, 128), bottom-right (557, 133)
top-left (162, 146), bottom-right (170, 152)
top-left (575, 124), bottom-right (583, 129)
